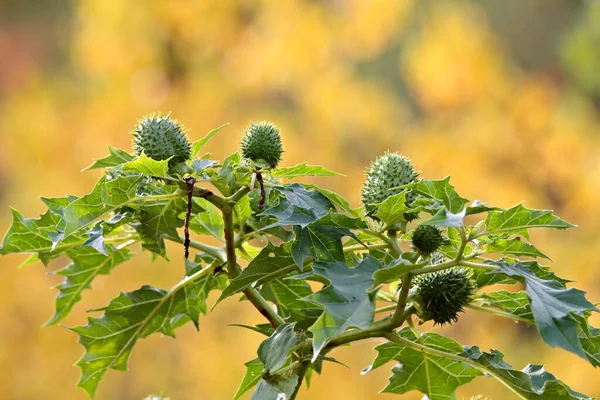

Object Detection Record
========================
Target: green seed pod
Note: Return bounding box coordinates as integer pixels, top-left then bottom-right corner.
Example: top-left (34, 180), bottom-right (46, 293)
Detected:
top-left (416, 268), bottom-right (475, 325)
top-left (241, 121), bottom-right (283, 169)
top-left (361, 152), bottom-right (419, 220)
top-left (132, 113), bottom-right (191, 166)
top-left (411, 225), bottom-right (449, 255)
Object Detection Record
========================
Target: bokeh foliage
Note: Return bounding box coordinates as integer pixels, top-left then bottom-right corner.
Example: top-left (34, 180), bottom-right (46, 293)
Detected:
top-left (1, 0), bottom-right (600, 399)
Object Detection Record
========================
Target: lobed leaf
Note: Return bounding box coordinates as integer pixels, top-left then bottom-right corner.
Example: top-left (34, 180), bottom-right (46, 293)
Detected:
top-left (190, 124), bottom-right (228, 159)
top-left (271, 163), bottom-right (343, 179)
top-left (260, 184), bottom-right (334, 228)
top-left (260, 279), bottom-right (322, 329)
top-left (369, 328), bottom-right (481, 399)
top-left (72, 265), bottom-right (222, 397)
top-left (486, 260), bottom-right (598, 360)
top-left (414, 177), bottom-right (469, 214)
top-left (48, 245), bottom-right (134, 325)
top-left (122, 152), bottom-right (170, 178)
top-left (305, 257), bottom-right (382, 360)
top-left (485, 204), bottom-right (575, 238)
top-left (485, 237), bottom-right (549, 259)
top-left (84, 146), bottom-right (134, 170)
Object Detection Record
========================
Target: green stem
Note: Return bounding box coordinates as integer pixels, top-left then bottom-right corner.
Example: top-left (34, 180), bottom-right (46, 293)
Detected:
top-left (389, 274), bottom-right (412, 326)
top-left (222, 203), bottom-right (284, 328)
top-left (178, 237), bottom-right (226, 262)
top-left (459, 260), bottom-right (497, 270)
top-left (382, 333), bottom-right (528, 400)
top-left (289, 361), bottom-right (311, 400)
top-left (227, 186), bottom-right (251, 203)
top-left (375, 304), bottom-right (397, 314)
top-left (467, 304), bottom-right (533, 325)
top-left (343, 242), bottom-right (388, 253)
top-left (386, 230), bottom-right (403, 257)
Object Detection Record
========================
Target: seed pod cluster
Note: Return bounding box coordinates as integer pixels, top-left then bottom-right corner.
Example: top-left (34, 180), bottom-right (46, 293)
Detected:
top-left (415, 268), bottom-right (475, 325)
top-left (132, 113), bottom-right (191, 166)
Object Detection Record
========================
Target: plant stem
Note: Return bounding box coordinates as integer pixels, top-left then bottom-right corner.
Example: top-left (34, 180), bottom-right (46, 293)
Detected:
top-left (222, 203), bottom-right (284, 328)
top-left (343, 242), bottom-right (388, 253)
top-left (180, 237), bottom-right (226, 262)
top-left (375, 304), bottom-right (397, 314)
top-left (467, 304), bottom-right (533, 325)
top-left (382, 333), bottom-right (528, 400)
top-left (386, 230), bottom-right (403, 256)
top-left (459, 260), bottom-right (497, 270)
top-left (389, 274), bottom-right (412, 326)
top-left (289, 361), bottom-right (311, 400)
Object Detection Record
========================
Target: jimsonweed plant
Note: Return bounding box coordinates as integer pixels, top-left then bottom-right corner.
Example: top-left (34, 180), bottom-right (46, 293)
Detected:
top-left (1, 114), bottom-right (598, 400)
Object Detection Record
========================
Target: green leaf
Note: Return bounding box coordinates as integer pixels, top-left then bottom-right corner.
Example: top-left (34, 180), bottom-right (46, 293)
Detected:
top-left (260, 184), bottom-right (334, 228)
top-left (260, 279), bottom-right (322, 329)
top-left (304, 184), bottom-right (361, 216)
top-left (305, 257), bottom-right (382, 360)
top-left (122, 152), bottom-right (170, 178)
top-left (189, 198), bottom-right (224, 239)
top-left (257, 323), bottom-right (299, 371)
top-left (369, 328), bottom-right (481, 399)
top-left (132, 186), bottom-right (187, 256)
top-left (234, 195), bottom-right (253, 225)
top-left (47, 245), bottom-right (134, 325)
top-left (579, 318), bottom-right (600, 367)
top-left (72, 265), bottom-right (221, 397)
top-left (414, 177), bottom-right (469, 214)
top-left (85, 146), bottom-right (134, 170)
top-left (0, 208), bottom-right (85, 265)
top-left (190, 123), bottom-right (228, 158)
top-left (271, 163), bottom-right (343, 179)
top-left (374, 191), bottom-right (409, 226)
top-left (477, 290), bottom-right (535, 324)
top-left (371, 257), bottom-right (417, 288)
top-left (82, 211), bottom-right (134, 256)
top-left (487, 260), bottom-right (598, 360)
top-left (62, 174), bottom-right (142, 239)
top-left (218, 243), bottom-right (298, 302)
top-left (291, 225), bottom-right (349, 267)
top-left (234, 358), bottom-right (264, 400)
top-left (251, 376), bottom-right (298, 400)
top-left (230, 324), bottom-right (275, 337)
top-left (311, 210), bottom-right (367, 230)
top-left (460, 346), bottom-right (590, 399)
top-left (485, 204), bottom-right (575, 238)
top-left (485, 237), bottom-right (550, 259)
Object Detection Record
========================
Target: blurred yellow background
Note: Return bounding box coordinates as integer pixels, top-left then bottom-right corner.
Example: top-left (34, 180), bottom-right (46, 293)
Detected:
top-left (1, 0), bottom-right (600, 399)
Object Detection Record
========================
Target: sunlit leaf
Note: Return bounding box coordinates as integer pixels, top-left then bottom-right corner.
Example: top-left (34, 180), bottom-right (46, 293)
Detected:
top-left (272, 163), bottom-right (343, 179)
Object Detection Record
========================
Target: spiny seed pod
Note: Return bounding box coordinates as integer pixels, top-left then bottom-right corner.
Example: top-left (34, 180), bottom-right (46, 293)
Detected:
top-left (241, 121), bottom-right (283, 169)
top-left (416, 268), bottom-right (475, 325)
top-left (132, 113), bottom-right (191, 166)
top-left (361, 152), bottom-right (419, 220)
top-left (411, 225), bottom-right (449, 255)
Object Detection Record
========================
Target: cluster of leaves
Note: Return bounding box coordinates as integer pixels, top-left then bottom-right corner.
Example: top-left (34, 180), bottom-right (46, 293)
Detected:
top-left (1, 121), bottom-right (598, 400)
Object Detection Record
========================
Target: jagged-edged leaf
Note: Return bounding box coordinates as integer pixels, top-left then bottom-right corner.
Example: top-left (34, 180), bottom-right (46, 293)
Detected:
top-left (460, 346), bottom-right (590, 399)
top-left (261, 279), bottom-right (322, 329)
top-left (371, 258), bottom-right (417, 288)
top-left (191, 159), bottom-right (216, 174)
top-left (486, 260), bottom-right (598, 360)
top-left (250, 375), bottom-right (298, 400)
top-left (485, 204), bottom-right (575, 238)
top-left (260, 184), bottom-right (334, 228)
top-left (210, 152), bottom-right (241, 196)
top-left (190, 123), bottom-right (228, 158)
top-left (414, 177), bottom-right (469, 214)
top-left (485, 237), bottom-right (549, 259)
top-left (369, 328), bottom-right (481, 399)
top-left (272, 163), bottom-right (343, 179)
top-left (579, 318), bottom-right (600, 367)
top-left (131, 186), bottom-right (187, 256)
top-left (72, 265), bottom-right (221, 397)
top-left (305, 184), bottom-right (360, 216)
top-left (218, 243), bottom-right (298, 302)
top-left (82, 211), bottom-right (134, 256)
top-left (311, 210), bottom-right (367, 230)
top-left (258, 323), bottom-right (299, 371)
top-left (85, 146), bottom-right (134, 170)
top-left (374, 192), bottom-right (409, 226)
top-left (234, 358), bottom-right (264, 400)
top-left (62, 174), bottom-right (142, 239)
top-left (471, 259), bottom-right (570, 289)
top-left (476, 290), bottom-right (534, 324)
top-left (230, 324), bottom-right (275, 337)
top-left (0, 208), bottom-right (84, 265)
top-left (48, 245), bottom-right (134, 325)
top-left (234, 195), bottom-right (253, 225)
top-left (122, 152), bottom-right (170, 178)
top-left (305, 257), bottom-right (382, 360)
top-left (41, 195), bottom-right (78, 215)
top-left (189, 198), bottom-right (224, 239)
top-left (291, 225), bottom-right (349, 267)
